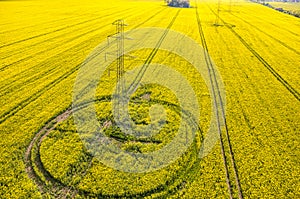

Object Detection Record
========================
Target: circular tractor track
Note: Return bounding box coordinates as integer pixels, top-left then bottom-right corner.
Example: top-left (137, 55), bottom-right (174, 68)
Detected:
top-left (25, 96), bottom-right (204, 198)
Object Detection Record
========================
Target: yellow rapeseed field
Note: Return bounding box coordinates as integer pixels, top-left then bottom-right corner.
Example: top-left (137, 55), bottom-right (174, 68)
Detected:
top-left (0, 0), bottom-right (299, 198)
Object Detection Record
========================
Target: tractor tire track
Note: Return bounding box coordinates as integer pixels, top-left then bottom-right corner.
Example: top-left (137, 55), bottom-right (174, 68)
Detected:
top-left (25, 96), bottom-right (203, 198)
top-left (0, 13), bottom-right (88, 35)
top-left (127, 9), bottom-right (181, 93)
top-left (244, 4), bottom-right (300, 37)
top-left (0, 8), bottom-right (134, 61)
top-left (0, 7), bottom-right (134, 50)
top-left (196, 4), bottom-right (244, 199)
top-left (0, 8), bottom-right (156, 96)
top-left (208, 6), bottom-right (300, 102)
top-left (0, 7), bottom-right (168, 124)
top-left (230, 12), bottom-right (300, 56)
top-left (0, 9), bottom-right (135, 74)
top-left (0, 6), bottom-right (118, 35)
top-left (1, 6), bottom-right (163, 91)
top-left (0, 6), bottom-right (161, 71)
top-left (24, 9), bottom-right (201, 198)
top-left (25, 109), bottom-right (79, 198)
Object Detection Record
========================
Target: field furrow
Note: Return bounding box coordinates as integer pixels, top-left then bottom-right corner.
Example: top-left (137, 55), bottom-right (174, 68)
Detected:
top-left (0, 0), bottom-right (299, 198)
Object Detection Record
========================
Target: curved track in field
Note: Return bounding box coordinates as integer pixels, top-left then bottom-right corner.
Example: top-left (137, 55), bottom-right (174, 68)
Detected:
top-left (25, 109), bottom-right (78, 198)
top-left (207, 5), bottom-right (300, 102)
top-left (25, 96), bottom-right (204, 198)
top-left (0, 7), bottom-right (168, 125)
top-left (195, 4), bottom-right (244, 199)
top-left (24, 9), bottom-right (204, 198)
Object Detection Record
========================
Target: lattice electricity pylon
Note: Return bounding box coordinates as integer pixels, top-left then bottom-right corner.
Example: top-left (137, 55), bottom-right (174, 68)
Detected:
top-left (114, 19), bottom-right (126, 100)
top-left (105, 19), bottom-right (134, 120)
